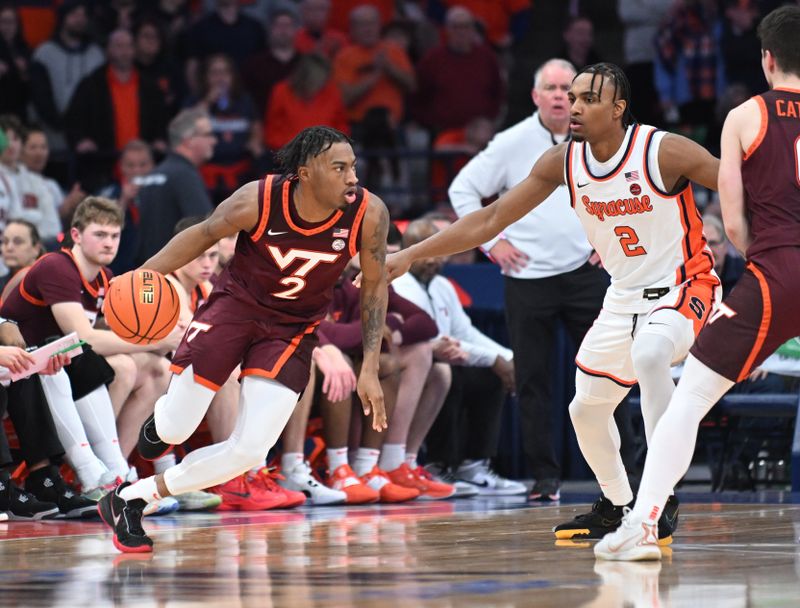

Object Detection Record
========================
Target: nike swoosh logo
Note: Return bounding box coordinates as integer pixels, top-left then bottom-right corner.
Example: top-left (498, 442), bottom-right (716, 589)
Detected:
top-left (267, 229), bottom-right (288, 236)
top-left (225, 491), bottom-right (251, 498)
top-left (577, 181), bottom-right (590, 188)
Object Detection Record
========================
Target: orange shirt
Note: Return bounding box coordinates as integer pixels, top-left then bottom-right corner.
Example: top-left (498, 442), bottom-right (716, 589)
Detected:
top-left (264, 80), bottom-right (350, 150)
top-left (328, 0), bottom-right (394, 33)
top-left (333, 41), bottom-right (412, 125)
top-left (107, 67), bottom-right (141, 151)
top-left (443, 0), bottom-right (531, 46)
top-left (295, 28), bottom-right (348, 59)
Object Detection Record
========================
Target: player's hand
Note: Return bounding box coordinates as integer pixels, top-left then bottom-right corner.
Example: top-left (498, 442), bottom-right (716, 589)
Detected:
top-left (0, 346), bottom-right (35, 375)
top-left (491, 356), bottom-right (516, 395)
top-left (357, 370), bottom-right (387, 431)
top-left (748, 367), bottom-right (769, 382)
top-left (0, 321), bottom-right (27, 348)
top-left (588, 251), bottom-right (603, 268)
top-left (489, 240), bottom-right (529, 274)
top-left (432, 336), bottom-right (468, 364)
top-left (353, 250), bottom-right (411, 288)
top-left (41, 352), bottom-right (70, 376)
top-left (314, 345), bottom-right (357, 402)
top-left (158, 320), bottom-right (187, 354)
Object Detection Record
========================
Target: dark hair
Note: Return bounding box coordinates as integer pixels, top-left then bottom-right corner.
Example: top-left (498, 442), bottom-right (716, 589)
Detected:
top-left (0, 114), bottom-right (25, 139)
top-left (198, 53), bottom-right (242, 102)
top-left (5, 218), bottom-right (42, 248)
top-left (574, 62), bottom-right (635, 128)
top-left (173, 215), bottom-right (205, 235)
top-left (757, 5), bottom-right (800, 78)
top-left (274, 126), bottom-right (353, 175)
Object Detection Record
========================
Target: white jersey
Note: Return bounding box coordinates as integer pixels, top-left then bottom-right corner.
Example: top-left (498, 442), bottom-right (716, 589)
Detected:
top-left (565, 123), bottom-right (717, 314)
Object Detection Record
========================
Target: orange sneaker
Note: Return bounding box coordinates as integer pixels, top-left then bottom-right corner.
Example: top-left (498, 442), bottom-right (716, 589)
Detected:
top-left (209, 474), bottom-right (286, 511)
top-left (327, 464), bottom-right (379, 504)
top-left (361, 466), bottom-right (419, 503)
top-left (386, 463), bottom-right (456, 500)
top-left (248, 468), bottom-right (306, 509)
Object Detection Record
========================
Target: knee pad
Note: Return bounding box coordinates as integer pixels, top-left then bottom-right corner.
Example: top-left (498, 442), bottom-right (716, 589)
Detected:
top-left (569, 391), bottom-right (617, 427)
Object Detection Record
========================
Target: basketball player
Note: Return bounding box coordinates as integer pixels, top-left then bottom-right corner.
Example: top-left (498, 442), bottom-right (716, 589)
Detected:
top-left (99, 126), bottom-right (390, 552)
top-left (595, 5), bottom-right (800, 561)
top-left (383, 63), bottom-right (721, 543)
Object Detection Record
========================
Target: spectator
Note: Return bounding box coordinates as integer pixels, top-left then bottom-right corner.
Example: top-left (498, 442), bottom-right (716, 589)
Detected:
top-left (98, 139), bottom-right (155, 275)
top-left (64, 28), bottom-right (169, 171)
top-left (189, 53), bottom-right (262, 199)
top-left (186, 0), bottom-right (265, 65)
top-left (392, 219), bottom-right (526, 496)
top-left (327, 0), bottom-right (394, 34)
top-left (413, 6), bottom-right (504, 133)
top-left (135, 108), bottom-right (215, 265)
top-left (430, 116), bottom-right (495, 202)
top-left (0, 3), bottom-right (31, 119)
top-left (295, 0), bottom-right (348, 59)
top-left (560, 15), bottom-right (602, 69)
top-left (0, 219), bottom-right (43, 294)
top-left (242, 9), bottom-right (303, 120)
top-left (21, 125), bottom-right (86, 228)
top-left (720, 0), bottom-right (779, 96)
top-left (0, 115), bottom-right (60, 245)
top-left (333, 5), bottom-right (416, 132)
top-left (29, 0), bottom-right (104, 157)
top-left (702, 213), bottom-right (744, 300)
top-left (264, 54), bottom-right (349, 152)
top-left (134, 16), bottom-right (185, 116)
top-left (430, 0), bottom-right (532, 50)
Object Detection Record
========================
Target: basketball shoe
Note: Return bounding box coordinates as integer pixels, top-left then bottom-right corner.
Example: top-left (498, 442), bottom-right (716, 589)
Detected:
top-left (424, 463), bottom-right (478, 498)
top-left (279, 461), bottom-right (347, 506)
top-left (97, 482), bottom-right (153, 553)
top-left (360, 465), bottom-right (420, 503)
top-left (137, 414), bottom-right (172, 461)
top-left (385, 463), bottom-right (456, 500)
top-left (530, 478), bottom-right (561, 502)
top-left (594, 508), bottom-right (662, 561)
top-left (210, 474), bottom-right (286, 511)
top-left (327, 464), bottom-right (379, 504)
top-left (0, 470), bottom-right (59, 520)
top-left (143, 496), bottom-right (179, 516)
top-left (247, 468), bottom-right (306, 508)
top-left (24, 465), bottom-right (98, 519)
top-left (174, 490), bottom-right (223, 511)
top-left (554, 495), bottom-right (679, 545)
top-left (455, 459), bottom-right (527, 496)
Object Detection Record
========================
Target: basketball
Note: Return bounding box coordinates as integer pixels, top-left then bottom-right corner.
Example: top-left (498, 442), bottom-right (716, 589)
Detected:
top-left (103, 269), bottom-right (180, 345)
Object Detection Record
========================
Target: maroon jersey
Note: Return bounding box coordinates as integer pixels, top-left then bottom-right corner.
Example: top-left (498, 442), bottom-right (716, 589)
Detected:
top-left (742, 88), bottom-right (800, 260)
top-left (210, 174), bottom-right (369, 323)
top-left (0, 249), bottom-right (111, 346)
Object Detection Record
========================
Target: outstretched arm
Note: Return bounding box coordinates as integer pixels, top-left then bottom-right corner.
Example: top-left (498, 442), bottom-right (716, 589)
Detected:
top-left (357, 196), bottom-right (390, 431)
top-left (389, 144), bottom-right (567, 278)
top-left (143, 182), bottom-right (259, 274)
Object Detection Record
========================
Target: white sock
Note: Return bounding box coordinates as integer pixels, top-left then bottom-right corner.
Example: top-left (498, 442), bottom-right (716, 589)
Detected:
top-left (153, 453), bottom-right (176, 475)
top-left (120, 476), bottom-right (161, 504)
top-left (75, 387), bottom-right (129, 477)
top-left (249, 459), bottom-right (267, 475)
top-left (599, 470), bottom-right (634, 507)
top-left (353, 448), bottom-right (380, 476)
top-left (72, 454), bottom-right (109, 490)
top-left (327, 447), bottom-right (349, 471)
top-left (633, 355), bottom-right (733, 524)
top-left (405, 453), bottom-right (418, 470)
top-left (378, 443), bottom-right (406, 472)
top-left (281, 452), bottom-right (304, 473)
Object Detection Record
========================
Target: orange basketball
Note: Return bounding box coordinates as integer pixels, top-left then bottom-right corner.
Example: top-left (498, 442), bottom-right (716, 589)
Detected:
top-left (103, 269), bottom-right (180, 345)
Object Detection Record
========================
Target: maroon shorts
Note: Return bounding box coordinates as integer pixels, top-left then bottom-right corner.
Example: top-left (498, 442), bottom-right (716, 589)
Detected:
top-left (691, 248), bottom-right (800, 382)
top-left (171, 292), bottom-right (319, 393)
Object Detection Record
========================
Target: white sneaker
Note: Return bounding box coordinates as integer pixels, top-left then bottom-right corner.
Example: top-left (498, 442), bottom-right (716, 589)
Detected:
top-left (175, 490), bottom-right (223, 511)
top-left (279, 461), bottom-right (347, 506)
top-left (424, 463), bottom-right (478, 498)
top-left (594, 509), bottom-right (662, 561)
top-left (455, 460), bottom-right (527, 496)
top-left (143, 496), bottom-right (180, 517)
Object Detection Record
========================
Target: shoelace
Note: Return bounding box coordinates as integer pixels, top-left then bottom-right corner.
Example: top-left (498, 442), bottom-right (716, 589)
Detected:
top-left (253, 468), bottom-right (283, 491)
top-left (619, 506), bottom-right (638, 529)
top-left (414, 466), bottom-right (434, 481)
top-left (123, 503), bottom-right (148, 536)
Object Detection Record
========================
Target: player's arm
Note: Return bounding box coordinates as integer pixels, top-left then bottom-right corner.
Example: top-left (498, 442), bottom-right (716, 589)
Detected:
top-left (356, 195), bottom-right (390, 431)
top-left (718, 102), bottom-right (753, 255)
top-left (659, 133), bottom-right (720, 191)
top-left (389, 144), bottom-right (566, 279)
top-left (143, 181), bottom-right (260, 274)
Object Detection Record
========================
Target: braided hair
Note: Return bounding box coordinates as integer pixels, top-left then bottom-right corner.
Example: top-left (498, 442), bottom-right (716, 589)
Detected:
top-left (275, 126), bottom-right (354, 175)
top-left (574, 63), bottom-right (636, 128)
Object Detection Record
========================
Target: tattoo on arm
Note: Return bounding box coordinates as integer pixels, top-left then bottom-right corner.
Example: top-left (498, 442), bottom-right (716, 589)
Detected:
top-left (369, 205), bottom-right (389, 264)
top-left (361, 293), bottom-right (385, 353)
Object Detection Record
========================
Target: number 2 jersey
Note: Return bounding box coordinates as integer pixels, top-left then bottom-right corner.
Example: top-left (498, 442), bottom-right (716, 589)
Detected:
top-left (565, 123), bottom-right (719, 314)
top-left (209, 174), bottom-right (370, 324)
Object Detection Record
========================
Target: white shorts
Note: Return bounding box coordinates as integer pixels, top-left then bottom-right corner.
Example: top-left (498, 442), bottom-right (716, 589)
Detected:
top-left (575, 279), bottom-right (719, 387)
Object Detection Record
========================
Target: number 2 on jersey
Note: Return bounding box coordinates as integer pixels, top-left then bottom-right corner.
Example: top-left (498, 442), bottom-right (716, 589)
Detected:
top-left (614, 226), bottom-right (647, 257)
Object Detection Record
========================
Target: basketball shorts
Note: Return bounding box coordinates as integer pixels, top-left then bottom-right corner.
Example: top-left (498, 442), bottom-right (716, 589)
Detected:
top-left (64, 346), bottom-right (116, 400)
top-left (170, 292), bottom-right (320, 394)
top-left (576, 277), bottom-right (720, 387)
top-left (692, 251), bottom-right (800, 382)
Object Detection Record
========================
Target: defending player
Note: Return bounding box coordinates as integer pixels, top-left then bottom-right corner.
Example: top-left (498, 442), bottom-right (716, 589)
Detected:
top-left (98, 126), bottom-right (390, 552)
top-left (596, 5), bottom-right (800, 561)
top-left (384, 63), bottom-right (721, 543)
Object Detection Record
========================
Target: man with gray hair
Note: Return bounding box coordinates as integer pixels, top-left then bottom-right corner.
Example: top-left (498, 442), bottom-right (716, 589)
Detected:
top-left (135, 109), bottom-right (216, 264)
top-left (449, 58), bottom-right (632, 501)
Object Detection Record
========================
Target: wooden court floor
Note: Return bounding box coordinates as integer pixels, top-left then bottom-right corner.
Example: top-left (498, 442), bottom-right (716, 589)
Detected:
top-left (0, 494), bottom-right (798, 607)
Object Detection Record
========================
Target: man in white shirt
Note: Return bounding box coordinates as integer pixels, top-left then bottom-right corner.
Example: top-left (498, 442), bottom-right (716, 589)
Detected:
top-left (449, 59), bottom-right (633, 501)
top-left (392, 219), bottom-right (526, 496)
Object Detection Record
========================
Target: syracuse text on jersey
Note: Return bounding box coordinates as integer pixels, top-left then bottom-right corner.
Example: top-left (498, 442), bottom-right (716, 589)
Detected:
top-left (581, 194), bottom-right (654, 222)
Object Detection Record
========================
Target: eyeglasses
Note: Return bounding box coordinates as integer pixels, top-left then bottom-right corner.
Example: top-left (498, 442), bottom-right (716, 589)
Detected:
top-left (707, 239), bottom-right (724, 246)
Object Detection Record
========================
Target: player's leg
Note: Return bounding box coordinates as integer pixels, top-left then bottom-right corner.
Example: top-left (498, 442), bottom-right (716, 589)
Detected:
top-left (74, 385), bottom-right (131, 480)
top-left (100, 375), bottom-right (299, 552)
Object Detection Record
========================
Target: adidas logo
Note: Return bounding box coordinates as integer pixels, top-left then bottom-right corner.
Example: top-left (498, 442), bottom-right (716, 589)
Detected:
top-left (44, 478), bottom-right (54, 488)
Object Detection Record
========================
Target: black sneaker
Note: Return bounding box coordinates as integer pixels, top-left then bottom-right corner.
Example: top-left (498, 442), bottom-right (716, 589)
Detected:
top-left (25, 465), bottom-right (98, 519)
top-left (656, 495), bottom-right (680, 544)
top-left (137, 414), bottom-right (173, 461)
top-left (0, 471), bottom-right (59, 520)
top-left (98, 482), bottom-right (153, 553)
top-left (530, 478), bottom-right (561, 502)
top-left (553, 495), bottom-right (628, 540)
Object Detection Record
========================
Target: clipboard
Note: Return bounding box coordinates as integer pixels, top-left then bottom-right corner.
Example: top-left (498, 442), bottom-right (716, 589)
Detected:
top-left (0, 332), bottom-right (85, 382)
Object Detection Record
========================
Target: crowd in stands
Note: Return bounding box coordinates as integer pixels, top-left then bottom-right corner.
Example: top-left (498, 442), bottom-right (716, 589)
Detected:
top-left (0, 0), bottom-right (794, 519)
